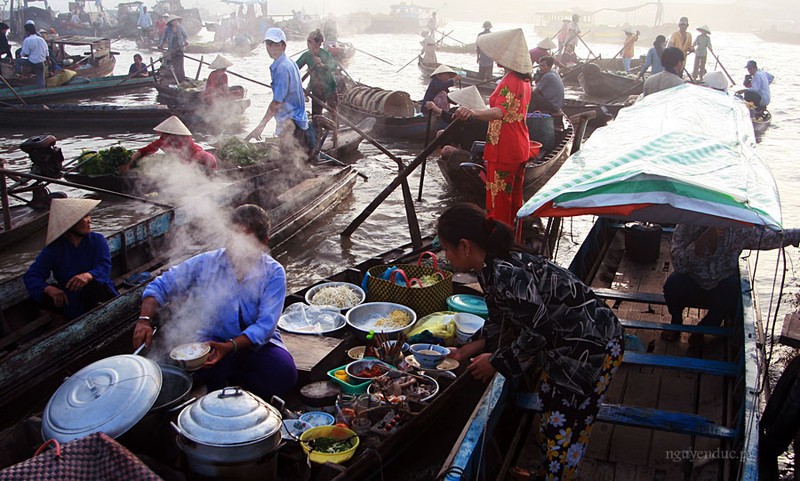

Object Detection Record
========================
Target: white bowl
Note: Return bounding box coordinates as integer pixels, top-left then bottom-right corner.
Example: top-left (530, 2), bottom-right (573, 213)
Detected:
top-left (345, 302), bottom-right (417, 336)
top-left (305, 282), bottom-right (365, 311)
top-left (409, 344), bottom-right (449, 369)
top-left (454, 313), bottom-right (485, 344)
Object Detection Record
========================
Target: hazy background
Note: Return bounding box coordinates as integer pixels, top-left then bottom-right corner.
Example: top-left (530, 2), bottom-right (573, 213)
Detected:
top-left (35, 0), bottom-right (800, 32)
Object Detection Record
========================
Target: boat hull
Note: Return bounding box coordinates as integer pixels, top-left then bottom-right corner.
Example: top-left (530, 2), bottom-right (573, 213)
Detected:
top-left (0, 75), bottom-right (154, 104)
top-left (578, 63), bottom-right (642, 100)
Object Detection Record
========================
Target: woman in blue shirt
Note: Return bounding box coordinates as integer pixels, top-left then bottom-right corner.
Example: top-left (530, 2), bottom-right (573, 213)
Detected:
top-left (132, 204), bottom-right (297, 401)
top-left (638, 34), bottom-right (666, 80)
top-left (24, 198), bottom-right (118, 319)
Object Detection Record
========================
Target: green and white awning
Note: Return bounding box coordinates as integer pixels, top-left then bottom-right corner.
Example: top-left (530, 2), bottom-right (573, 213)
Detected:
top-left (517, 84), bottom-right (783, 229)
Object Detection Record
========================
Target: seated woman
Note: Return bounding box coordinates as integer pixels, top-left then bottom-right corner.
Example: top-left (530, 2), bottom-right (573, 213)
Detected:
top-left (119, 116), bottom-right (217, 173)
top-left (132, 204), bottom-right (298, 401)
top-left (421, 64), bottom-right (457, 117)
top-left (424, 85), bottom-right (488, 158)
top-left (23, 199), bottom-right (118, 319)
top-left (203, 54), bottom-right (232, 104)
top-left (128, 53), bottom-right (149, 77)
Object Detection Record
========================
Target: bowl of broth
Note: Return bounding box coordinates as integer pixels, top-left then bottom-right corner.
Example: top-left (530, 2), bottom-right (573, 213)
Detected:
top-left (409, 344), bottom-right (449, 369)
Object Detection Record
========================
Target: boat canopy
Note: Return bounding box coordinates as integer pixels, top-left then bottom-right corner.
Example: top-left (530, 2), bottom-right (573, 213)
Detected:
top-left (517, 84), bottom-right (784, 230)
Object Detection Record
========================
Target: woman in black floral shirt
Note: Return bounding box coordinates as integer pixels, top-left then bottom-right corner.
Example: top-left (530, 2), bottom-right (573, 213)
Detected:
top-left (439, 203), bottom-right (624, 480)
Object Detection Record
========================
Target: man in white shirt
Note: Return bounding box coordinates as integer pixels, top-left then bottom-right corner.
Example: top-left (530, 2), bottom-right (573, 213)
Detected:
top-left (737, 60), bottom-right (772, 110)
top-left (15, 23), bottom-right (49, 89)
top-left (137, 5), bottom-right (153, 36)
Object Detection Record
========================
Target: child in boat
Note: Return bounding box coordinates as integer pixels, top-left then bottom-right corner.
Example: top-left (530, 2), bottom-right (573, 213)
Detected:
top-left (440, 203), bottom-right (624, 481)
top-left (119, 116), bottom-right (217, 173)
top-left (203, 54), bottom-right (232, 104)
top-left (24, 199), bottom-right (118, 320)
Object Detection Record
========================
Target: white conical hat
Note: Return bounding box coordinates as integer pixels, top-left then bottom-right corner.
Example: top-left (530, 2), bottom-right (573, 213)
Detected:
top-left (537, 37), bottom-right (556, 50)
top-left (165, 14), bottom-right (182, 24)
top-left (447, 86), bottom-right (487, 110)
top-left (153, 115), bottom-right (192, 136)
top-left (46, 198), bottom-right (100, 245)
top-left (430, 64), bottom-right (457, 78)
top-left (703, 71), bottom-right (727, 92)
top-left (209, 55), bottom-right (232, 70)
top-left (476, 28), bottom-right (532, 75)
top-left (696, 25), bottom-right (711, 34)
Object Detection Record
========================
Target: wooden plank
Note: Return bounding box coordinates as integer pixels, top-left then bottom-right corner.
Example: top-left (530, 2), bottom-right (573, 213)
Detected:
top-left (615, 462), bottom-right (639, 481)
top-left (620, 318), bottom-right (733, 337)
top-left (634, 465), bottom-right (656, 481)
top-left (607, 368), bottom-right (659, 465)
top-left (598, 404), bottom-right (736, 439)
top-left (594, 288), bottom-right (666, 305)
top-left (623, 352), bottom-right (737, 377)
top-left (649, 376), bottom-right (696, 468)
top-left (779, 312), bottom-right (800, 348)
top-left (691, 334), bottom-right (725, 480)
top-left (281, 333), bottom-right (343, 372)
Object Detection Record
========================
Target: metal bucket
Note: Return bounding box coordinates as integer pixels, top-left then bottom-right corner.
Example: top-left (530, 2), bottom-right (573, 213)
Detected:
top-left (624, 222), bottom-right (662, 263)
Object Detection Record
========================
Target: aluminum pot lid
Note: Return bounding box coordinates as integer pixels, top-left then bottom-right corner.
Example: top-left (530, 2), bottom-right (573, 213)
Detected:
top-left (177, 387), bottom-right (282, 446)
top-left (42, 355), bottom-right (162, 442)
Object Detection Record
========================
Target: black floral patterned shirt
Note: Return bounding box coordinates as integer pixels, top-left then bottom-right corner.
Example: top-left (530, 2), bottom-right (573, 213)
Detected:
top-left (479, 252), bottom-right (623, 396)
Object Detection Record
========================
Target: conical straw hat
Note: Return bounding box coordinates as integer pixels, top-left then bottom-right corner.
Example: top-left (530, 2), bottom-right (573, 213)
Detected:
top-left (153, 115), bottom-right (192, 136)
top-left (696, 25), bottom-right (711, 34)
top-left (476, 28), bottom-right (532, 75)
top-left (209, 55), bottom-right (232, 70)
top-left (46, 198), bottom-right (100, 245)
top-left (430, 64), bottom-right (457, 78)
top-left (703, 71), bottom-right (727, 92)
top-left (537, 37), bottom-right (556, 50)
top-left (447, 86), bottom-right (487, 110)
top-left (165, 14), bottom-right (182, 24)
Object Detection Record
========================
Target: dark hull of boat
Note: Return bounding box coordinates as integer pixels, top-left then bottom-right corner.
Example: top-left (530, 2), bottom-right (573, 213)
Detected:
top-left (754, 29), bottom-right (800, 45)
top-left (578, 64), bottom-right (642, 100)
top-left (0, 105), bottom-right (175, 128)
top-left (753, 109), bottom-right (771, 134)
top-left (562, 98), bottom-right (624, 135)
top-left (561, 58), bottom-right (643, 87)
top-left (0, 206), bottom-right (49, 250)
top-left (0, 75), bottom-right (154, 104)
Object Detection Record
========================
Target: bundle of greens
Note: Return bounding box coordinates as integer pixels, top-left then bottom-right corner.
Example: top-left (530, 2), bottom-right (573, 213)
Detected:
top-left (77, 146), bottom-right (135, 176)
top-left (216, 137), bottom-right (276, 166)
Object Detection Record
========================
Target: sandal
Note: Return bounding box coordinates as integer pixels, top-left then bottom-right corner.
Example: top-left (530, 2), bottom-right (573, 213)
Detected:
top-left (510, 466), bottom-right (532, 481)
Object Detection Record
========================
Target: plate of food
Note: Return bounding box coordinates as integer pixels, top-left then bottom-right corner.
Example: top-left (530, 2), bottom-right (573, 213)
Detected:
top-left (345, 302), bottom-right (416, 335)
top-left (305, 282), bottom-right (365, 311)
top-left (368, 371), bottom-right (439, 402)
top-left (278, 303), bottom-right (347, 334)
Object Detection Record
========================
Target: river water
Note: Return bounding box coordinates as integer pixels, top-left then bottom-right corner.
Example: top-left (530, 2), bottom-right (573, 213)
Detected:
top-left (2, 23), bottom-right (799, 385)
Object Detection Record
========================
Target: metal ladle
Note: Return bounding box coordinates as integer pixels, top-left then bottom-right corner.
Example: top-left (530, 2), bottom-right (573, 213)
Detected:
top-left (133, 327), bottom-right (158, 356)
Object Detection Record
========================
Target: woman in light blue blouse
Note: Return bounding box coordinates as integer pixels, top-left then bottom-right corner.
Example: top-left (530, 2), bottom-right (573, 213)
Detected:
top-left (638, 34), bottom-right (666, 80)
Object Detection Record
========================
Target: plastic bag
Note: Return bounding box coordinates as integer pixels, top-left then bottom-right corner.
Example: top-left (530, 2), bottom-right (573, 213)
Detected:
top-left (278, 303), bottom-right (344, 334)
top-left (405, 311), bottom-right (458, 346)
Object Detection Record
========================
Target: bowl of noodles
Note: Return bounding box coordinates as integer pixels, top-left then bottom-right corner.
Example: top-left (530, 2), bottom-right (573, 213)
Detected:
top-left (305, 282), bottom-right (365, 312)
top-left (345, 302), bottom-right (417, 336)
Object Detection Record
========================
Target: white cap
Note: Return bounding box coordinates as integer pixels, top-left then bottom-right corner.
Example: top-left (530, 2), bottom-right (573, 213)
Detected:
top-left (264, 27), bottom-right (286, 43)
top-left (26, 19), bottom-right (35, 25)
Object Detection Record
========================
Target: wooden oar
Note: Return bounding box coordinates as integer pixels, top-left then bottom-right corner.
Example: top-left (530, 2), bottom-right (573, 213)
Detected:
top-left (396, 55), bottom-right (419, 74)
top-left (0, 74), bottom-right (28, 105)
top-left (0, 169), bottom-right (174, 209)
top-left (436, 29), bottom-right (466, 45)
top-left (417, 110), bottom-right (433, 201)
top-left (707, 47), bottom-right (736, 85)
top-left (352, 47), bottom-right (393, 66)
top-left (436, 29), bottom-right (455, 46)
top-left (86, 55), bottom-right (164, 101)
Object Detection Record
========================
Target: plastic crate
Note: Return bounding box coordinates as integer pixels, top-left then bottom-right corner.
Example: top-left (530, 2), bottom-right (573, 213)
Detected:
top-left (326, 364), bottom-right (371, 395)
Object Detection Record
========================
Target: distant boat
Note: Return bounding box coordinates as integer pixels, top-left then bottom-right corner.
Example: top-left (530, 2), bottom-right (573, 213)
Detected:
top-left (754, 27), bottom-right (800, 45)
top-left (0, 75), bottom-right (153, 104)
top-left (365, 4), bottom-right (429, 34)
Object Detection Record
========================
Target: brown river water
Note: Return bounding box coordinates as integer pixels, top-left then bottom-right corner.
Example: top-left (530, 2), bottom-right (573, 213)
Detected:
top-left (2, 23), bottom-right (800, 399)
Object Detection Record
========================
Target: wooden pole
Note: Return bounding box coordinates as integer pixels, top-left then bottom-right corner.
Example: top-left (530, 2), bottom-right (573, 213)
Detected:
top-left (0, 169), bottom-right (174, 208)
top-left (353, 47), bottom-right (393, 66)
top-left (0, 169), bottom-right (12, 231)
top-left (417, 110), bottom-right (433, 201)
top-left (707, 47), bottom-right (736, 85)
top-left (396, 55), bottom-right (419, 73)
top-left (0, 74), bottom-right (28, 106)
top-left (194, 54), bottom-right (203, 80)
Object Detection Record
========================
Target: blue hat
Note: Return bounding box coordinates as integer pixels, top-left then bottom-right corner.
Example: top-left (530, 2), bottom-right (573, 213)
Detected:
top-left (745, 60), bottom-right (757, 69)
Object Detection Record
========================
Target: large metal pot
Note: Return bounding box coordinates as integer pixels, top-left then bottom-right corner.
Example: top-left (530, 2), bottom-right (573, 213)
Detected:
top-left (172, 387), bottom-right (283, 466)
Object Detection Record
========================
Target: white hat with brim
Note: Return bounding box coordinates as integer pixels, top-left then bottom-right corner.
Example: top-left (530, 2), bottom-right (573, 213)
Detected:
top-left (430, 64), bottom-right (457, 78)
top-left (447, 86), bottom-right (487, 111)
top-left (476, 28), bottom-right (532, 75)
top-left (264, 27), bottom-right (286, 43)
top-left (623, 26), bottom-right (634, 34)
top-left (25, 19), bottom-right (35, 25)
top-left (165, 14), bottom-right (182, 24)
top-left (696, 25), bottom-right (711, 34)
top-left (537, 37), bottom-right (556, 50)
top-left (703, 71), bottom-right (727, 92)
top-left (209, 55), bottom-right (232, 70)
top-left (46, 198), bottom-right (101, 245)
top-left (153, 115), bottom-right (192, 136)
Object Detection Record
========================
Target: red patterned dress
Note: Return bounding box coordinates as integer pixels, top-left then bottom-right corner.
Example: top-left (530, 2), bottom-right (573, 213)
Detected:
top-left (483, 72), bottom-right (531, 227)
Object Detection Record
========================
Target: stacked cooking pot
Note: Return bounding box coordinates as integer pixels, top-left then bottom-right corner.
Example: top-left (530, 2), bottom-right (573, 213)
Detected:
top-left (41, 355), bottom-right (283, 480)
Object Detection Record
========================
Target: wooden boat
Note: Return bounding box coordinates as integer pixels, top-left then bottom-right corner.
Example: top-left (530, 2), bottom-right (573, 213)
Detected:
top-left (9, 35), bottom-right (117, 88)
top-left (0, 205), bottom-right (49, 251)
top-left (417, 57), bottom-right (497, 96)
top-left (364, 4), bottom-right (428, 34)
top-left (562, 98), bottom-right (624, 136)
top-left (753, 109), bottom-right (771, 135)
top-left (578, 62), bottom-right (642, 100)
top-left (0, 75), bottom-right (154, 104)
top-left (182, 39), bottom-right (261, 55)
top-left (327, 41), bottom-right (356, 64)
top-left (439, 217), bottom-right (761, 480)
top-left (436, 118), bottom-right (576, 201)
top-left (561, 57), bottom-right (643, 87)
top-left (438, 42), bottom-right (476, 54)
top-left (0, 164), bottom-right (359, 426)
top-left (754, 27), bottom-right (800, 45)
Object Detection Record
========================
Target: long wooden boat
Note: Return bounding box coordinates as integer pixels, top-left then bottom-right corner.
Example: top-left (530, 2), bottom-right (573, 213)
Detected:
top-left (438, 42), bottom-right (476, 54)
top-left (436, 118), bottom-right (576, 201)
top-left (578, 63), bottom-right (642, 100)
top-left (438, 217), bottom-right (762, 480)
top-left (417, 57), bottom-right (497, 96)
top-left (754, 27), bottom-right (800, 45)
top-left (0, 75), bottom-right (154, 104)
top-left (561, 57), bottom-right (643, 87)
top-left (0, 104), bottom-right (180, 129)
top-left (181, 39), bottom-right (261, 55)
top-left (8, 35), bottom-right (117, 88)
top-left (0, 165), bottom-right (359, 426)
top-left (328, 41), bottom-right (356, 64)
top-left (562, 98), bottom-right (624, 136)
top-left (0, 205), bottom-right (49, 251)
top-left (753, 109), bottom-right (771, 135)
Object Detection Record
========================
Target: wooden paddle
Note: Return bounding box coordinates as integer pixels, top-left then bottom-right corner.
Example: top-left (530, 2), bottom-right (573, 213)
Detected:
top-left (417, 110), bottom-right (433, 201)
top-left (707, 47), bottom-right (735, 85)
top-left (353, 47), bottom-right (393, 66)
top-left (0, 74), bottom-right (28, 105)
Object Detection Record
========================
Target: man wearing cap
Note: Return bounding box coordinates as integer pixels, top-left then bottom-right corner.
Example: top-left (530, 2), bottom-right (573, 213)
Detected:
top-left (530, 56), bottom-right (564, 115)
top-left (24, 199), bottom-right (118, 319)
top-left (246, 28), bottom-right (310, 162)
top-left (691, 25), bottom-right (711, 81)
top-left (622, 28), bottom-right (640, 73)
top-left (0, 23), bottom-right (11, 60)
top-left (204, 54), bottom-right (233, 104)
top-left (15, 22), bottom-right (48, 89)
top-left (643, 47), bottom-right (685, 96)
top-left (737, 60), bottom-right (772, 110)
top-left (120, 115), bottom-right (218, 172)
top-left (668, 17), bottom-right (692, 58)
top-left (476, 21), bottom-right (493, 80)
top-left (132, 204), bottom-right (298, 402)
top-left (160, 14), bottom-right (189, 82)
top-left (422, 64), bottom-right (457, 116)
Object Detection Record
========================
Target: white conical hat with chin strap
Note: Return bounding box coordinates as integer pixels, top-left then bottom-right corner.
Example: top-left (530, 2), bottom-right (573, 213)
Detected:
top-left (209, 55), bottom-right (233, 70)
top-left (537, 37), bottom-right (556, 50)
top-left (447, 86), bottom-right (487, 110)
top-left (476, 28), bottom-right (532, 75)
top-left (430, 64), bottom-right (457, 78)
top-left (696, 25), bottom-right (711, 34)
top-left (153, 115), bottom-right (192, 136)
top-left (46, 198), bottom-right (101, 245)
top-left (703, 71), bottom-right (728, 92)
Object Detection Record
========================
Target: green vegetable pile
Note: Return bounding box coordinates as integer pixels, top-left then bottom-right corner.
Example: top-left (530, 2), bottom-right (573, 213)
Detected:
top-left (216, 137), bottom-right (276, 166)
top-left (77, 146), bottom-right (135, 176)
top-left (309, 436), bottom-right (356, 454)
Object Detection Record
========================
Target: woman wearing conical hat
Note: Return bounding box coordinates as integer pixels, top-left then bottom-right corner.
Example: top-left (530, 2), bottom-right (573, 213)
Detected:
top-left (23, 199), bottom-right (118, 319)
top-left (119, 116), bottom-right (218, 173)
top-left (691, 25), bottom-right (712, 81)
top-left (203, 54), bottom-right (233, 104)
top-left (452, 28), bottom-right (532, 229)
top-left (421, 64), bottom-right (458, 117)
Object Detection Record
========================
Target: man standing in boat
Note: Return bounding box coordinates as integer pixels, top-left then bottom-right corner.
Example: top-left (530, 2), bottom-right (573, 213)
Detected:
top-left (476, 21), bottom-right (494, 80)
top-left (246, 27), bottom-right (311, 163)
top-left (667, 17), bottom-right (692, 59)
top-left (565, 14), bottom-right (581, 51)
top-left (24, 199), bottom-right (118, 320)
top-left (427, 11), bottom-right (437, 36)
top-left (160, 14), bottom-right (189, 83)
top-left (622, 27), bottom-right (640, 74)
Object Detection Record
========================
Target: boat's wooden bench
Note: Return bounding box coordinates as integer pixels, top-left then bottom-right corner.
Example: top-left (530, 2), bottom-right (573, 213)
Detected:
top-left (623, 351), bottom-right (738, 377)
top-left (593, 287), bottom-right (667, 305)
top-left (515, 393), bottom-right (738, 440)
top-left (619, 318), bottom-right (734, 337)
